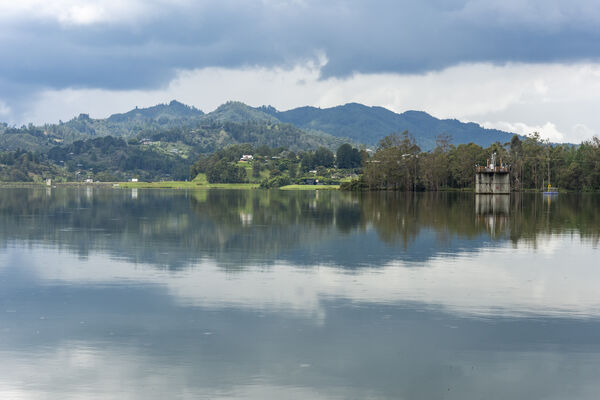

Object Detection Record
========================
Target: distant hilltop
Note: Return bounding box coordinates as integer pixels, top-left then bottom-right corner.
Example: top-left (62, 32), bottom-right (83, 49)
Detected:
top-left (258, 102), bottom-right (519, 149)
top-left (0, 100), bottom-right (520, 152)
top-left (110, 100), bottom-right (522, 149)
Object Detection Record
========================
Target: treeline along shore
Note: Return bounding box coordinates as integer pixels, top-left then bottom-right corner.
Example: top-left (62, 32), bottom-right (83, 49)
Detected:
top-left (343, 131), bottom-right (600, 192)
top-left (1, 130), bottom-right (600, 192)
top-left (187, 131), bottom-right (600, 192)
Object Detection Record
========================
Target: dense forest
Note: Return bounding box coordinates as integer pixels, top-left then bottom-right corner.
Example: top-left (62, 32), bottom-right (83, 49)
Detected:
top-left (345, 131), bottom-right (600, 192)
top-left (0, 99), bottom-right (521, 154)
top-left (260, 102), bottom-right (517, 149)
top-left (0, 105), bottom-right (350, 182)
top-left (0, 150), bottom-right (63, 182)
top-left (0, 101), bottom-right (347, 153)
top-left (0, 137), bottom-right (191, 182)
top-left (0, 102), bottom-right (353, 182)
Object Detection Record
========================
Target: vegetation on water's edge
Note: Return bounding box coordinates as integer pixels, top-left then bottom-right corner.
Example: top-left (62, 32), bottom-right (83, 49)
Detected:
top-left (279, 184), bottom-right (340, 190)
top-left (0, 180), bottom-right (586, 193)
top-left (3, 122), bottom-right (600, 193)
top-left (118, 181), bottom-right (259, 189)
top-left (342, 131), bottom-right (600, 192)
top-left (0, 181), bottom-right (323, 190)
top-left (189, 143), bottom-right (360, 189)
top-left (3, 190), bottom-right (600, 272)
top-left (113, 182), bottom-right (338, 190)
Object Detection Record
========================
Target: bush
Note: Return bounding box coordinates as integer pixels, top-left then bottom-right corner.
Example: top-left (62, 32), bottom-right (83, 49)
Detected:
top-left (340, 177), bottom-right (368, 191)
top-left (6, 168), bottom-right (32, 182)
top-left (207, 160), bottom-right (247, 183)
top-left (252, 161), bottom-right (262, 178)
top-left (95, 171), bottom-right (118, 182)
top-left (260, 175), bottom-right (291, 188)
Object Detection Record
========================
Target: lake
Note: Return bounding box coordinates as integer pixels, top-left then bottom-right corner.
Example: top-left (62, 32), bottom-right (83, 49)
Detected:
top-left (1, 188), bottom-right (599, 399)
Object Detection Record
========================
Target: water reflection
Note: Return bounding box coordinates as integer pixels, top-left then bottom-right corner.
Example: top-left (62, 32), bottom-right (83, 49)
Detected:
top-left (475, 194), bottom-right (509, 237)
top-left (0, 188), bottom-right (598, 269)
top-left (2, 244), bottom-right (600, 399)
top-left (1, 188), bottom-right (600, 399)
top-left (3, 237), bottom-right (599, 318)
top-left (475, 194), bottom-right (510, 215)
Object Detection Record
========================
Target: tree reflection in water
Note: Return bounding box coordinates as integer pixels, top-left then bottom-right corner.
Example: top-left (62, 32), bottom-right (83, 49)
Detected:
top-left (0, 188), bottom-right (598, 269)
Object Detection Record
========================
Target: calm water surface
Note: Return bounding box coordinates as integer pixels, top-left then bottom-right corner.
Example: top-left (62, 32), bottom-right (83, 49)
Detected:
top-left (1, 188), bottom-right (599, 399)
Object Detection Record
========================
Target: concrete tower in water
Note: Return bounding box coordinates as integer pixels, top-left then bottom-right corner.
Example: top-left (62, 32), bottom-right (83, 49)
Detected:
top-left (475, 153), bottom-right (510, 194)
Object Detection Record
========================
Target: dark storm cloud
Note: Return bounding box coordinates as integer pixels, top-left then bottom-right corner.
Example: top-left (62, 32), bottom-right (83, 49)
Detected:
top-left (2, 0), bottom-right (600, 97)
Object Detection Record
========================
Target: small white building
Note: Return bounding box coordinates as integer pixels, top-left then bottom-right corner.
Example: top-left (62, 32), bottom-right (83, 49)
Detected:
top-left (131, 178), bottom-right (139, 182)
top-left (240, 154), bottom-right (254, 162)
top-left (85, 178), bottom-right (93, 183)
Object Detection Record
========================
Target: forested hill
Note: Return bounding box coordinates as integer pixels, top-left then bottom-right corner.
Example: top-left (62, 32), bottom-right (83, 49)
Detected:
top-left (260, 103), bottom-right (517, 149)
top-left (0, 100), bottom-right (520, 154)
top-left (107, 100), bottom-right (204, 123)
top-left (61, 100), bottom-right (206, 141)
top-left (0, 101), bottom-right (347, 153)
top-left (204, 101), bottom-right (278, 124)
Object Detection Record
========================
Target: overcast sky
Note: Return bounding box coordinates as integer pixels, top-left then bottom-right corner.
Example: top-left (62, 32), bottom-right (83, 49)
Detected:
top-left (2, 0), bottom-right (600, 143)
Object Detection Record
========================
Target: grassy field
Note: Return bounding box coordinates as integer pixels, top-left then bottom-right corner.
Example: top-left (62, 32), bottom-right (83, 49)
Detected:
top-left (118, 181), bottom-right (259, 189)
top-left (117, 181), bottom-right (340, 190)
top-left (115, 174), bottom-right (259, 189)
top-left (1, 171), bottom-right (337, 190)
top-left (238, 161), bottom-right (270, 183)
top-left (279, 184), bottom-right (340, 190)
top-left (102, 180), bottom-right (338, 190)
top-left (0, 182), bottom-right (46, 187)
top-left (0, 180), bottom-right (336, 190)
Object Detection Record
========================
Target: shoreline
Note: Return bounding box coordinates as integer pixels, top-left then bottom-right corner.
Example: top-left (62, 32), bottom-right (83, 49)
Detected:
top-left (0, 181), bottom-right (339, 190)
top-left (0, 181), bottom-right (588, 193)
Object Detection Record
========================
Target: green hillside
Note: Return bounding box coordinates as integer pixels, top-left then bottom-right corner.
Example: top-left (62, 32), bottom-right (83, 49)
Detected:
top-left (0, 100), bottom-right (526, 183)
top-left (204, 101), bottom-right (278, 124)
top-left (0, 100), bottom-right (521, 154)
top-left (0, 101), bottom-right (346, 153)
top-left (260, 103), bottom-right (518, 149)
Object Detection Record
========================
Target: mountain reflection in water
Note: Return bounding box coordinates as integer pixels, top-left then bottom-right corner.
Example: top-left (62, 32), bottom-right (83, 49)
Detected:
top-left (0, 188), bottom-right (598, 268)
top-left (1, 188), bottom-right (600, 400)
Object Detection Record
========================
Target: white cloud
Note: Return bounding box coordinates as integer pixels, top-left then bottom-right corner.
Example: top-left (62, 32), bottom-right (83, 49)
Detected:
top-left (0, 101), bottom-right (10, 118)
top-left (0, 0), bottom-right (151, 25)
top-left (0, 343), bottom-right (372, 400)
top-left (482, 121), bottom-right (565, 142)
top-left (572, 123), bottom-right (596, 142)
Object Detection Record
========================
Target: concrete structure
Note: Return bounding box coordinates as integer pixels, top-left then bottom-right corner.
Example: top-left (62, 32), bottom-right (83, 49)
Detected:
top-left (475, 153), bottom-right (510, 194)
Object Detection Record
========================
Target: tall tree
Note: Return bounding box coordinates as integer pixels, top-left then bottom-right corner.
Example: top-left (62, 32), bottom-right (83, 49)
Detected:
top-left (336, 143), bottom-right (361, 169)
top-left (313, 147), bottom-right (334, 168)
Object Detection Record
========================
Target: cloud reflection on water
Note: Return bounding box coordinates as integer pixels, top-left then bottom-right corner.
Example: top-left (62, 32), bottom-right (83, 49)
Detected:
top-left (2, 189), bottom-right (600, 399)
top-left (4, 232), bottom-right (598, 320)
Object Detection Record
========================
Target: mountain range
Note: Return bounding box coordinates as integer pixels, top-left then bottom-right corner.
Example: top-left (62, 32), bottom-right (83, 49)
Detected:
top-left (0, 100), bottom-right (519, 152)
top-left (259, 103), bottom-right (517, 149)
